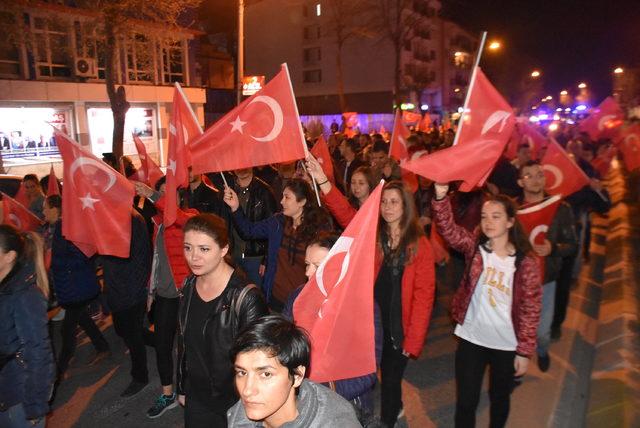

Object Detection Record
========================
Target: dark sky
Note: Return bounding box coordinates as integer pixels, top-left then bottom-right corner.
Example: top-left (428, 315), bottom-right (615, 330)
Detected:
top-left (442, 0), bottom-right (640, 103)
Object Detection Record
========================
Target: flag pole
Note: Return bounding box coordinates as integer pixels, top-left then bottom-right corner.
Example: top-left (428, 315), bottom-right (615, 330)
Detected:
top-left (452, 31), bottom-right (487, 147)
top-left (389, 110), bottom-right (398, 155)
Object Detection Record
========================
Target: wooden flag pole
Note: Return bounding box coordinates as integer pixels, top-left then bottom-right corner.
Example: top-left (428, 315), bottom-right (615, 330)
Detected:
top-left (452, 31), bottom-right (487, 146)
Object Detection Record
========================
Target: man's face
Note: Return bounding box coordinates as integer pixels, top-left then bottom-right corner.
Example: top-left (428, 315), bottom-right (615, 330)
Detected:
top-left (234, 350), bottom-right (304, 425)
top-left (370, 150), bottom-right (387, 168)
top-left (519, 164), bottom-right (546, 194)
top-left (235, 168), bottom-right (253, 181)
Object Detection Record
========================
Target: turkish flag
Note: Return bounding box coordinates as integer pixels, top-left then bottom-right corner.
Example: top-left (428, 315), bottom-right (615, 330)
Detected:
top-left (402, 111), bottom-right (422, 124)
top-left (578, 97), bottom-right (624, 140)
top-left (402, 68), bottom-right (514, 191)
top-left (506, 121), bottom-right (548, 160)
top-left (618, 127), bottom-right (640, 171)
top-left (14, 183), bottom-right (29, 207)
top-left (165, 84), bottom-right (202, 227)
top-left (56, 130), bottom-right (134, 258)
top-left (1, 192), bottom-right (43, 232)
top-left (132, 135), bottom-right (164, 188)
top-left (190, 64), bottom-right (307, 175)
top-left (541, 139), bottom-right (590, 197)
top-left (310, 135), bottom-right (334, 183)
top-left (293, 180), bottom-right (383, 382)
top-left (517, 194), bottom-right (562, 277)
top-left (343, 112), bottom-right (358, 128)
top-left (419, 114), bottom-right (432, 132)
top-left (390, 110), bottom-right (418, 192)
top-left (47, 164), bottom-right (60, 196)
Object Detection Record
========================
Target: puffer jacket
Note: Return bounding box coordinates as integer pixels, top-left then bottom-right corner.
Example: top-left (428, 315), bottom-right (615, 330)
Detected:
top-left (0, 262), bottom-right (54, 419)
top-left (176, 270), bottom-right (269, 398)
top-left (432, 196), bottom-right (542, 357)
top-left (51, 220), bottom-right (100, 305)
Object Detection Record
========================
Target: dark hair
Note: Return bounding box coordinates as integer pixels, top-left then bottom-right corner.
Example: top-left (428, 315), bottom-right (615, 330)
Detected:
top-left (378, 181), bottom-right (424, 263)
top-left (341, 137), bottom-right (359, 154)
top-left (183, 213), bottom-right (229, 249)
top-left (348, 166), bottom-right (375, 208)
top-left (307, 232), bottom-right (339, 250)
top-left (518, 159), bottom-right (541, 177)
top-left (45, 194), bottom-right (62, 211)
top-left (23, 174), bottom-right (39, 184)
top-left (283, 178), bottom-right (333, 244)
top-left (0, 225), bottom-right (48, 297)
top-left (371, 140), bottom-right (389, 155)
top-left (154, 175), bottom-right (167, 191)
top-left (230, 315), bottom-right (310, 378)
top-left (478, 195), bottom-right (533, 257)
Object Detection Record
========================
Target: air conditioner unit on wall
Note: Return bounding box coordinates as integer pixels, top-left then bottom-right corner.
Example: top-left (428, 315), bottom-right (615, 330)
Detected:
top-left (75, 57), bottom-right (97, 78)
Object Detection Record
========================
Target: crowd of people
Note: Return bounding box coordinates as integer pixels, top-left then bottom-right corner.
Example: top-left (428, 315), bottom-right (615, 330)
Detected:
top-left (0, 117), bottom-right (615, 428)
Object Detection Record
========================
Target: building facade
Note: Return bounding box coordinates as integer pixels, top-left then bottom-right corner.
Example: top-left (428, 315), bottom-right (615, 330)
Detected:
top-left (244, 0), bottom-right (477, 116)
top-left (0, 1), bottom-right (207, 175)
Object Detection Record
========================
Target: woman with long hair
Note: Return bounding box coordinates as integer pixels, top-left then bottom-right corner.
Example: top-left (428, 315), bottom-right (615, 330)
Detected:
top-left (431, 183), bottom-right (542, 428)
top-left (223, 178), bottom-right (332, 311)
top-left (176, 213), bottom-right (268, 427)
top-left (0, 225), bottom-right (54, 428)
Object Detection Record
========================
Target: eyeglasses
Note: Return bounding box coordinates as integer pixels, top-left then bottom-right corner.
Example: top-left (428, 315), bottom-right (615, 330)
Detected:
top-left (521, 172), bottom-right (545, 180)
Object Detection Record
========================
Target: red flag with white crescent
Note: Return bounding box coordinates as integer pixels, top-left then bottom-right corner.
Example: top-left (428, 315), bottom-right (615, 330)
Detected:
top-left (402, 111), bottom-right (422, 124)
top-left (1, 192), bottom-right (43, 232)
top-left (293, 180), bottom-right (383, 382)
top-left (517, 194), bottom-right (562, 277)
top-left (390, 110), bottom-right (419, 193)
top-left (541, 139), bottom-right (590, 197)
top-left (418, 113), bottom-right (432, 132)
top-left (190, 64), bottom-right (307, 174)
top-left (164, 84), bottom-right (202, 227)
top-left (618, 126), bottom-right (640, 171)
top-left (47, 164), bottom-right (60, 196)
top-left (133, 135), bottom-right (164, 188)
top-left (310, 135), bottom-right (334, 183)
top-left (506, 121), bottom-right (548, 160)
top-left (56, 130), bottom-right (134, 257)
top-left (578, 97), bottom-right (624, 140)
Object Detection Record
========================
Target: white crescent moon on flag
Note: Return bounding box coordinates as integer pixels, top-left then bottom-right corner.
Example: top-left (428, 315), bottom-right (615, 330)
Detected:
top-left (529, 224), bottom-right (548, 246)
top-left (481, 110), bottom-right (512, 135)
top-left (598, 114), bottom-right (616, 131)
top-left (249, 96), bottom-right (284, 142)
top-left (542, 164), bottom-right (563, 190)
top-left (9, 214), bottom-right (21, 229)
top-left (624, 133), bottom-right (639, 146)
top-left (69, 157), bottom-right (117, 192)
top-left (315, 237), bottom-right (353, 298)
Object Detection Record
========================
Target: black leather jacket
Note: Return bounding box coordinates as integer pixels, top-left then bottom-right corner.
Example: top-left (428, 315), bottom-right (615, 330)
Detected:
top-left (176, 271), bottom-right (268, 397)
top-left (231, 177), bottom-right (277, 257)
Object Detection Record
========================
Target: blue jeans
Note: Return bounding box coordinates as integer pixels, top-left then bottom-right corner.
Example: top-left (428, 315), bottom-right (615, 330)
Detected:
top-left (0, 403), bottom-right (45, 428)
top-left (537, 281), bottom-right (557, 356)
top-left (238, 256), bottom-right (263, 287)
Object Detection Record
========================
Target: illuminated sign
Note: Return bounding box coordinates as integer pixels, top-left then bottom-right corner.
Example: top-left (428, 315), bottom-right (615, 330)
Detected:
top-left (242, 76), bottom-right (265, 96)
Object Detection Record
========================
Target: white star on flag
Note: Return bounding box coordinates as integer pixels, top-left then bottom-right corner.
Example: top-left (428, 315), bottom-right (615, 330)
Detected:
top-left (229, 116), bottom-right (246, 134)
top-left (79, 193), bottom-right (100, 210)
top-left (167, 159), bottom-right (177, 176)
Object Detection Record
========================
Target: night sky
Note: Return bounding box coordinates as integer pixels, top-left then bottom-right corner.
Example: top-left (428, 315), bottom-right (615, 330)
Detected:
top-left (442, 0), bottom-right (640, 103)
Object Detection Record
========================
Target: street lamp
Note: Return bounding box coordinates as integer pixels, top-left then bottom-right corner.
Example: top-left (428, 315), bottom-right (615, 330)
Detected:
top-left (560, 90), bottom-right (568, 95)
top-left (614, 67), bottom-right (624, 74)
top-left (578, 82), bottom-right (587, 89)
top-left (488, 41), bottom-right (501, 51)
top-left (531, 70), bottom-right (541, 78)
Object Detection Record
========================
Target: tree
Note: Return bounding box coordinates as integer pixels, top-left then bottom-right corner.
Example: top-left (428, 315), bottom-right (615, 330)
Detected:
top-left (323, 0), bottom-right (375, 112)
top-left (1, 0), bottom-right (201, 161)
top-left (371, 0), bottom-right (429, 106)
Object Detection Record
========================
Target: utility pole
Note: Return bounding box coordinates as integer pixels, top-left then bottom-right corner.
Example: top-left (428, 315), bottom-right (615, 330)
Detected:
top-left (237, 0), bottom-right (245, 105)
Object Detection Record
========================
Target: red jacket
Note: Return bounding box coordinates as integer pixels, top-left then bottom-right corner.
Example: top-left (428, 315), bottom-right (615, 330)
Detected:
top-left (322, 183), bottom-right (436, 357)
top-left (431, 196), bottom-right (542, 357)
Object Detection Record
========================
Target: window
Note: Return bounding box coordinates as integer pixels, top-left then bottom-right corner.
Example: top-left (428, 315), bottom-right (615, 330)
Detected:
top-left (316, 3), bottom-right (321, 16)
top-left (31, 16), bottom-right (72, 78)
top-left (74, 21), bottom-right (107, 80)
top-left (303, 69), bottom-right (321, 83)
top-left (303, 47), bottom-right (321, 65)
top-left (126, 34), bottom-right (155, 83)
top-left (162, 41), bottom-right (185, 84)
top-left (0, 44), bottom-right (21, 78)
top-left (303, 25), bottom-right (321, 40)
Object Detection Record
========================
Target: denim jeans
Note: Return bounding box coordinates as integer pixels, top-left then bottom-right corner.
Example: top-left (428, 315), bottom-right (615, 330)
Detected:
top-left (0, 403), bottom-right (45, 428)
top-left (537, 281), bottom-right (557, 356)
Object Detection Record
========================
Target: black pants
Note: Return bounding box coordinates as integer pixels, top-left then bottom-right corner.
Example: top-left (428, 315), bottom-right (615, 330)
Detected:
top-left (455, 339), bottom-right (515, 428)
top-left (552, 255), bottom-right (575, 330)
top-left (58, 298), bottom-right (109, 375)
top-left (380, 337), bottom-right (409, 427)
top-left (112, 301), bottom-right (148, 383)
top-left (184, 395), bottom-right (227, 428)
top-left (153, 295), bottom-right (179, 387)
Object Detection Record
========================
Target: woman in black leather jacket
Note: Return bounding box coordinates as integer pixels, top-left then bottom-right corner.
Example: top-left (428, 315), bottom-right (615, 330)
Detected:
top-left (176, 214), bottom-right (268, 428)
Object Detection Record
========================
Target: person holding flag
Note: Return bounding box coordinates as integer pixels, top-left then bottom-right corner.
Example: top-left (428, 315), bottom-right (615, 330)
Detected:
top-left (431, 183), bottom-right (542, 428)
top-left (517, 161), bottom-right (578, 371)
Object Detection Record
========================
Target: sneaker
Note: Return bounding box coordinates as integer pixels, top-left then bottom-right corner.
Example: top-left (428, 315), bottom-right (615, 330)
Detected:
top-left (121, 380), bottom-right (149, 398)
top-left (87, 350), bottom-right (111, 366)
top-left (146, 393), bottom-right (178, 418)
top-left (537, 354), bottom-right (551, 372)
top-left (51, 308), bottom-right (65, 322)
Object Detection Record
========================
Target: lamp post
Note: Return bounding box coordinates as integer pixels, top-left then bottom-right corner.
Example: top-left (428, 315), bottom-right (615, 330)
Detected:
top-left (237, 0), bottom-right (245, 105)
